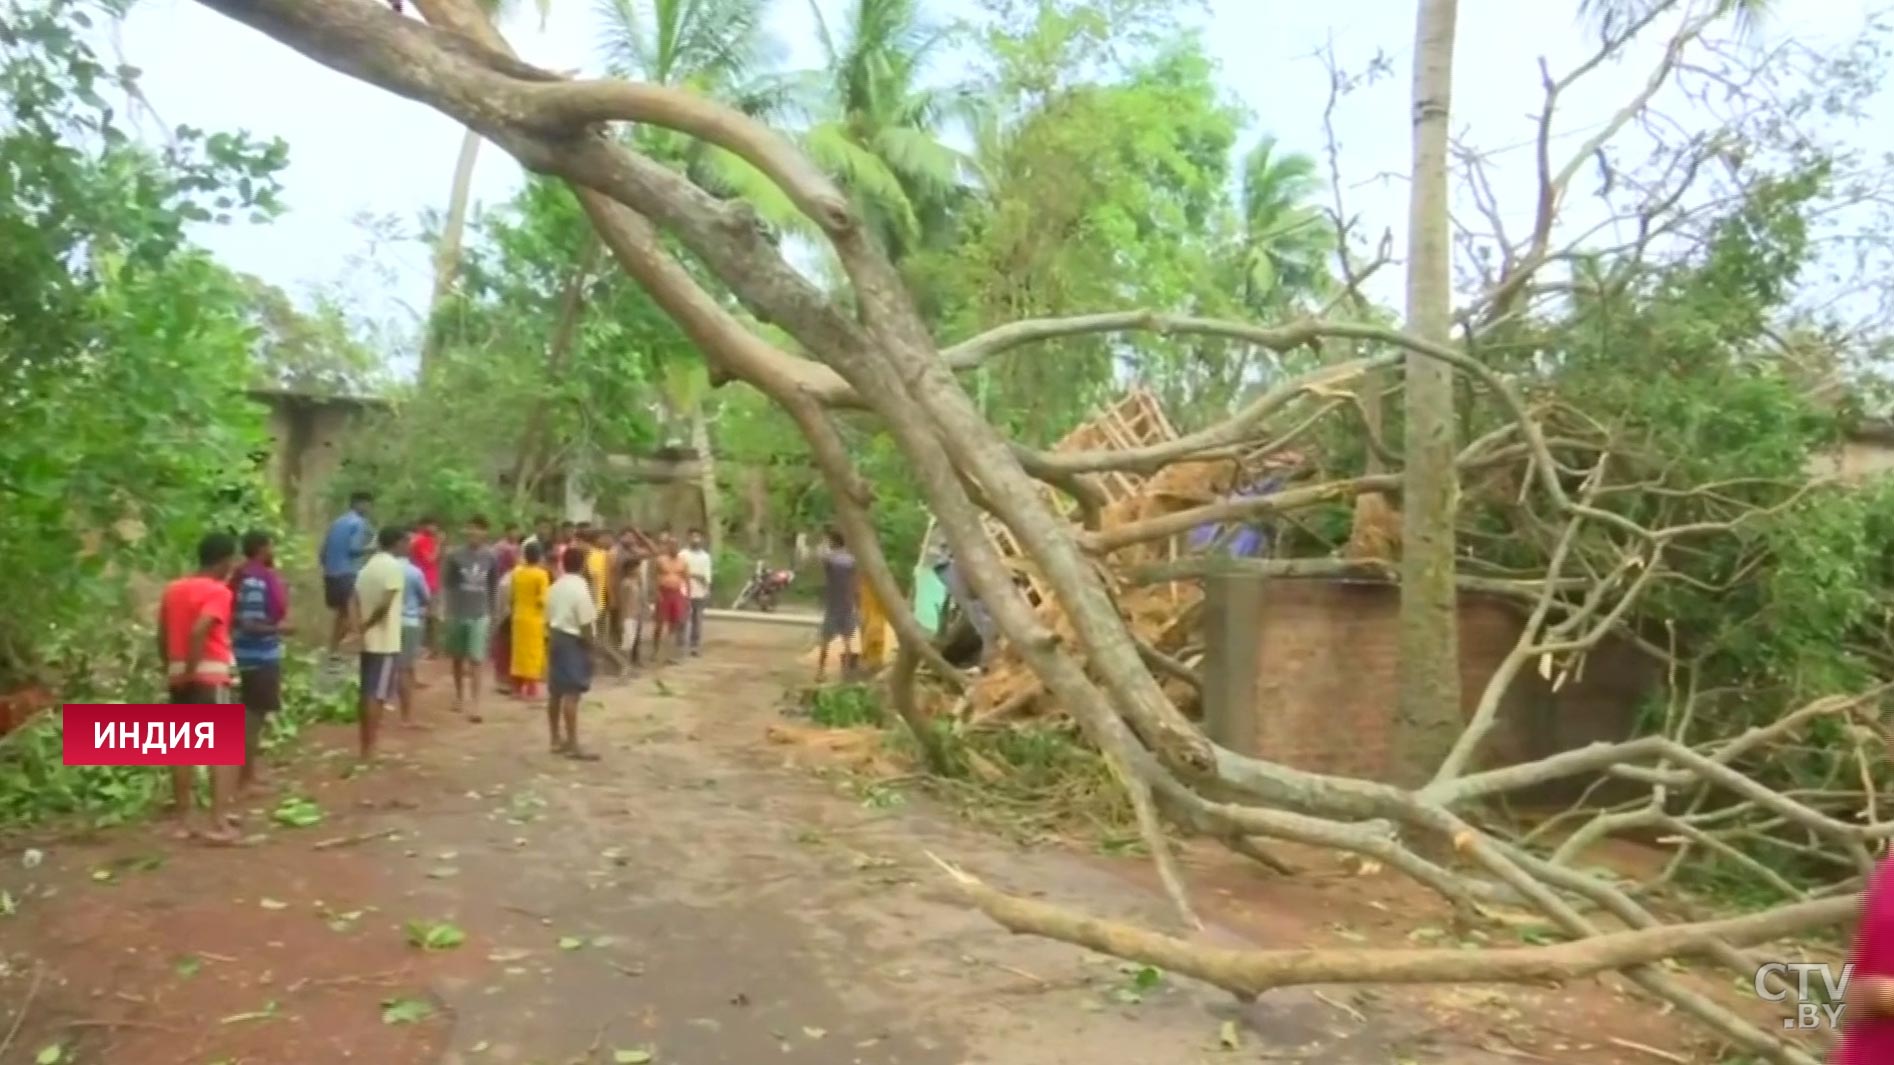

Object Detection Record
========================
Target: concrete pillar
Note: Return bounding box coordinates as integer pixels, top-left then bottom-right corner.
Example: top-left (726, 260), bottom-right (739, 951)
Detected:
top-left (1200, 570), bottom-right (1268, 757)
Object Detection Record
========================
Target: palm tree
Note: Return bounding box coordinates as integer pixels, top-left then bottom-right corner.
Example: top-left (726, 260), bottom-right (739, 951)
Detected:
top-left (420, 0), bottom-right (553, 378)
top-left (800, 0), bottom-right (980, 261)
top-left (592, 0), bottom-right (799, 547)
top-left (1236, 136), bottom-right (1333, 313)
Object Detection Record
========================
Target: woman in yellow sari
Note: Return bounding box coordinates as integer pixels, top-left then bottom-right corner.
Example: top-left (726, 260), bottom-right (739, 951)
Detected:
top-left (510, 542), bottom-right (551, 697)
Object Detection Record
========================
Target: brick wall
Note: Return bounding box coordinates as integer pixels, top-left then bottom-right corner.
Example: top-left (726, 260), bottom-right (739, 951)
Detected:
top-left (1202, 576), bottom-right (1657, 797)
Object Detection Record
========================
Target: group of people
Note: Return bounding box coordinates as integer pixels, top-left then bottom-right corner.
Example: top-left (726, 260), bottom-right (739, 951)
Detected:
top-left (156, 528), bottom-right (291, 843)
top-left (152, 488), bottom-right (868, 843)
top-left (317, 494), bottom-right (718, 761)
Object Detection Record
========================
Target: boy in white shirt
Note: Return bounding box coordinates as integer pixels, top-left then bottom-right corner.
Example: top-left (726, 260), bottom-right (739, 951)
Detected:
top-left (680, 528), bottom-right (713, 657)
top-left (545, 546), bottom-right (600, 760)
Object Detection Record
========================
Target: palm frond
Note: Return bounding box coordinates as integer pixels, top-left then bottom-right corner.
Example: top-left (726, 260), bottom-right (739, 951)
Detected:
top-left (693, 145), bottom-right (823, 237)
top-left (870, 124), bottom-right (974, 193)
top-left (593, 0), bottom-right (653, 77)
top-left (804, 121), bottom-right (921, 242)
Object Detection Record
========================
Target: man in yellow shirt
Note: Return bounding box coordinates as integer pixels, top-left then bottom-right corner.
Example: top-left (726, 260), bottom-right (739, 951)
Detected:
top-left (352, 525), bottom-right (409, 762)
top-left (584, 528), bottom-right (611, 620)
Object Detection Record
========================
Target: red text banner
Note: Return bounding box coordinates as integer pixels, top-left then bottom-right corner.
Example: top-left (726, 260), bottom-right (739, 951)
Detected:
top-left (62, 704), bottom-right (246, 766)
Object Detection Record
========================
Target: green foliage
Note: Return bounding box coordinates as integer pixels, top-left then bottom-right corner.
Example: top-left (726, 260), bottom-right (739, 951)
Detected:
top-left (339, 177), bottom-right (665, 523)
top-left (807, 683), bottom-right (885, 728)
top-left (908, 24), bottom-right (1300, 437)
top-left (0, 0), bottom-right (290, 682)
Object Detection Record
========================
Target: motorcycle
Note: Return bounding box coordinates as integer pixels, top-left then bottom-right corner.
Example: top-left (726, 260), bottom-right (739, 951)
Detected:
top-left (730, 560), bottom-right (794, 612)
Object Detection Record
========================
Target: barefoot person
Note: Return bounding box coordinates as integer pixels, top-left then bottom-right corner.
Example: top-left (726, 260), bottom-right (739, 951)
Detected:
top-left (397, 540), bottom-right (430, 726)
top-left (680, 528), bottom-right (713, 657)
top-left (443, 515), bottom-right (497, 721)
top-left (1838, 852), bottom-right (1894, 1062)
top-left (353, 525), bottom-right (408, 762)
top-left (231, 530), bottom-right (292, 794)
top-left (410, 516), bottom-right (442, 658)
top-left (814, 527), bottom-right (861, 684)
top-left (614, 550), bottom-right (644, 680)
top-left (509, 542), bottom-right (551, 699)
top-left (650, 534), bottom-right (689, 666)
top-left (319, 491), bottom-right (373, 664)
top-left (546, 545), bottom-right (600, 759)
top-left (159, 532), bottom-right (242, 843)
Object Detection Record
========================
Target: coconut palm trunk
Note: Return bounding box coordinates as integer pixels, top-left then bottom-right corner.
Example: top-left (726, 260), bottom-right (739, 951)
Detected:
top-left (1391, 0), bottom-right (1462, 785)
top-left (419, 126), bottom-right (483, 377)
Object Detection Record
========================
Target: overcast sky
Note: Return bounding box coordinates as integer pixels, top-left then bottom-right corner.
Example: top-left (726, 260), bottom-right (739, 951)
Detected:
top-left (118, 0), bottom-right (1889, 341)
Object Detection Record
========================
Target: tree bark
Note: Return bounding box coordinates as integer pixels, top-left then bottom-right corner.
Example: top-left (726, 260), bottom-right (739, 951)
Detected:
top-left (690, 401), bottom-right (721, 548)
top-left (421, 125), bottom-right (484, 377)
top-left (1393, 0), bottom-right (1463, 787)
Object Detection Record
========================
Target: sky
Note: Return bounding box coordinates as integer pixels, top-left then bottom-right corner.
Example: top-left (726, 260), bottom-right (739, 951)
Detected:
top-left (117, 0), bottom-right (1891, 345)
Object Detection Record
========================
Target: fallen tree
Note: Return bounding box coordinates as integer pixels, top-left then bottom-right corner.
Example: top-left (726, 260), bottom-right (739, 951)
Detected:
top-left (185, 1), bottom-right (1892, 1061)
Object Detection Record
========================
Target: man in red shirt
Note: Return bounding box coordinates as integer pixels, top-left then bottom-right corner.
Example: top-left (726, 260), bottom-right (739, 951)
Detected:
top-left (410, 516), bottom-right (442, 659)
top-left (158, 532), bottom-right (241, 844)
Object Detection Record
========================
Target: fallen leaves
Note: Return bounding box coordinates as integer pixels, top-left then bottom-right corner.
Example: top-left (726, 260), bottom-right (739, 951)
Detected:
top-left (405, 919), bottom-right (467, 951)
top-left (381, 996), bottom-right (435, 1025)
top-left (272, 797), bottom-right (325, 828)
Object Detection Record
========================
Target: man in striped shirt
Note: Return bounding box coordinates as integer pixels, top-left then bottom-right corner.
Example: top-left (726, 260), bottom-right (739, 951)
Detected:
top-left (232, 530), bottom-right (292, 795)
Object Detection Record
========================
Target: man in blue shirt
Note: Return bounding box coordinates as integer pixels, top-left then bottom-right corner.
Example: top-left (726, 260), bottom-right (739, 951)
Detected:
top-left (398, 546), bottom-right (430, 727)
top-left (320, 491), bottom-right (374, 660)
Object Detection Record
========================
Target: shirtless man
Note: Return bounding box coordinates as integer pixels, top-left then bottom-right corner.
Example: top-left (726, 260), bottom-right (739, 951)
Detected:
top-left (650, 535), bottom-right (689, 666)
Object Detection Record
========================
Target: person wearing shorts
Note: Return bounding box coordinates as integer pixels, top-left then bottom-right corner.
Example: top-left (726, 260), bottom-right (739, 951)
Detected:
top-left (546, 546), bottom-right (600, 760)
top-left (441, 516), bottom-right (498, 720)
top-left (397, 547), bottom-right (429, 725)
top-left (650, 535), bottom-right (689, 666)
top-left (319, 491), bottom-right (374, 661)
top-left (353, 525), bottom-right (409, 761)
top-left (231, 530), bottom-right (291, 793)
top-left (814, 527), bottom-right (861, 683)
top-left (159, 533), bottom-right (241, 843)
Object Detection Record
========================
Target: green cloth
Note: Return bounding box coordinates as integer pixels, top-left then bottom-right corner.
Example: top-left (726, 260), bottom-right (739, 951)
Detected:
top-left (911, 561), bottom-right (948, 634)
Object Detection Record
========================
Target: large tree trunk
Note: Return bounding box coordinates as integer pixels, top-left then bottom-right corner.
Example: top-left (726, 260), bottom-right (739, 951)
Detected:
top-left (1392, 0), bottom-right (1463, 786)
top-left (420, 126), bottom-right (484, 377)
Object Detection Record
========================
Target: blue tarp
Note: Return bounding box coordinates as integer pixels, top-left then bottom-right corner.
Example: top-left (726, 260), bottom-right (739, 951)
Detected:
top-left (1188, 475), bottom-right (1284, 558)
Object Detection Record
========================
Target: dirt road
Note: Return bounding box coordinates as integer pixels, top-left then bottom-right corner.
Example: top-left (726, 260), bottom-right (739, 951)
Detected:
top-left (0, 620), bottom-right (1739, 1064)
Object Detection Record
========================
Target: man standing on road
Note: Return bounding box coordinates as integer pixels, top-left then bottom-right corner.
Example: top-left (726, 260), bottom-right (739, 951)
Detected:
top-left (397, 539), bottom-right (430, 727)
top-left (410, 516), bottom-right (443, 659)
top-left (159, 532), bottom-right (242, 844)
top-left (546, 545), bottom-right (600, 760)
top-left (353, 525), bottom-right (408, 763)
top-left (650, 534), bottom-right (689, 666)
top-left (232, 530), bottom-right (292, 795)
top-left (319, 491), bottom-right (374, 665)
top-left (680, 528), bottom-right (713, 657)
top-left (814, 527), bottom-right (860, 684)
top-left (442, 515), bottom-right (497, 721)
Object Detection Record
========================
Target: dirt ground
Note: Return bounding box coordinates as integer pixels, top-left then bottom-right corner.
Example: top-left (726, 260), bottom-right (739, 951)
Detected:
top-left (0, 619), bottom-right (1818, 1065)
